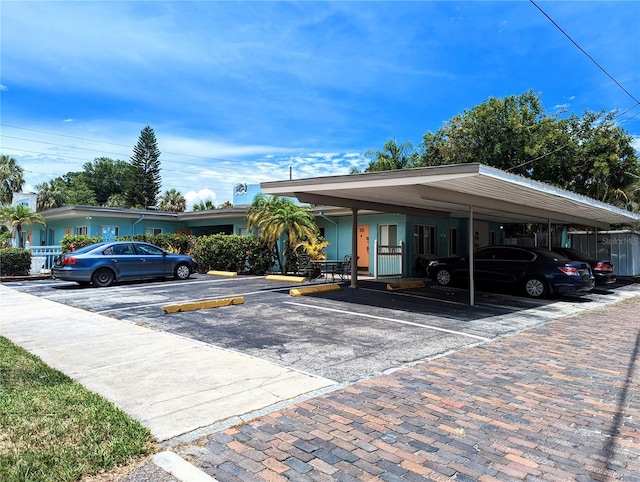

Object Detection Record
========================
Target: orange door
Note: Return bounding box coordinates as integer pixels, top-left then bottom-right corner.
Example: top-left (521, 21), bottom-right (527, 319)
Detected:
top-left (357, 225), bottom-right (369, 269)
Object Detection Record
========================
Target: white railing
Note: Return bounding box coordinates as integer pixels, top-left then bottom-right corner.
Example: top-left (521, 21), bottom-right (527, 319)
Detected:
top-left (27, 245), bottom-right (63, 272)
top-left (374, 241), bottom-right (404, 279)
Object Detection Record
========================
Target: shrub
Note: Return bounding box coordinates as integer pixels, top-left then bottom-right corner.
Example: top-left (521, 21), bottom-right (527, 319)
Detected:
top-left (61, 235), bottom-right (102, 253)
top-left (191, 234), bottom-right (274, 274)
top-left (0, 248), bottom-right (31, 276)
top-left (120, 233), bottom-right (194, 254)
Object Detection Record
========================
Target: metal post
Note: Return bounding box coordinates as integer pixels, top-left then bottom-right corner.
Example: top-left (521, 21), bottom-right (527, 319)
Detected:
top-left (548, 219), bottom-right (552, 250)
top-left (350, 208), bottom-right (358, 288)
top-left (469, 206), bottom-right (475, 306)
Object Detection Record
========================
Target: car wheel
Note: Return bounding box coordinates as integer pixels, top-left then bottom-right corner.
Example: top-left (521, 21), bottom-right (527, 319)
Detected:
top-left (92, 268), bottom-right (115, 287)
top-left (174, 263), bottom-right (191, 280)
top-left (523, 276), bottom-right (549, 298)
top-left (434, 268), bottom-right (452, 286)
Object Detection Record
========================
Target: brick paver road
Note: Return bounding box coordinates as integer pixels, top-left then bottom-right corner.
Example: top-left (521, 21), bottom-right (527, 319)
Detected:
top-left (174, 296), bottom-right (640, 481)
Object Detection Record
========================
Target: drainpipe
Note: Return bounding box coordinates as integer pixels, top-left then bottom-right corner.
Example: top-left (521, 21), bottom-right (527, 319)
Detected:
top-left (319, 211), bottom-right (338, 258)
top-left (132, 215), bottom-right (145, 235)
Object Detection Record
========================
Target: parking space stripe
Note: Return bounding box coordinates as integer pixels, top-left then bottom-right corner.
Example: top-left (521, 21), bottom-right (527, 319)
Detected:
top-left (283, 301), bottom-right (491, 341)
top-left (94, 285), bottom-right (296, 314)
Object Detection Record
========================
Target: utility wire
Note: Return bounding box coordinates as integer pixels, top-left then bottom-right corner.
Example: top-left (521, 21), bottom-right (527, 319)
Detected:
top-left (530, 0), bottom-right (640, 106)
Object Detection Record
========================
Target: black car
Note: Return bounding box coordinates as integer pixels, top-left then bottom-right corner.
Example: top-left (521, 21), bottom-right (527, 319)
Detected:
top-left (551, 247), bottom-right (616, 285)
top-left (427, 245), bottom-right (595, 298)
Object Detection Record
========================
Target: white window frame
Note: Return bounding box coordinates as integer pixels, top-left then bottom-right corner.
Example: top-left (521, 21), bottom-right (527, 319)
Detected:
top-left (145, 227), bottom-right (163, 235)
top-left (379, 224), bottom-right (398, 246)
top-left (75, 226), bottom-right (88, 236)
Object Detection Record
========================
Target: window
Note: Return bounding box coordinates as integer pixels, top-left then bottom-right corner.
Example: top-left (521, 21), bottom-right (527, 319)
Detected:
top-left (145, 227), bottom-right (162, 235)
top-left (379, 225), bottom-right (398, 246)
top-left (75, 226), bottom-right (88, 236)
top-left (237, 226), bottom-right (248, 236)
top-left (449, 227), bottom-right (458, 256)
top-left (101, 226), bottom-right (119, 241)
top-left (414, 225), bottom-right (436, 256)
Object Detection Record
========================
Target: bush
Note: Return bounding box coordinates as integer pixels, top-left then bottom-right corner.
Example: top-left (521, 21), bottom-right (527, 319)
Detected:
top-left (191, 235), bottom-right (274, 274)
top-left (61, 235), bottom-right (102, 253)
top-left (0, 248), bottom-right (31, 276)
top-left (120, 233), bottom-right (194, 254)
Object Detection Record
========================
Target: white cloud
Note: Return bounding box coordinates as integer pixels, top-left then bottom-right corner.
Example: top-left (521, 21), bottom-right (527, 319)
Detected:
top-left (0, 84), bottom-right (7, 91)
top-left (184, 189), bottom-right (217, 211)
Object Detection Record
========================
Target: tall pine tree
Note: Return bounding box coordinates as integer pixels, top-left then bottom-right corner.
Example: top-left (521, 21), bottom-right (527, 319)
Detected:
top-left (125, 125), bottom-right (162, 208)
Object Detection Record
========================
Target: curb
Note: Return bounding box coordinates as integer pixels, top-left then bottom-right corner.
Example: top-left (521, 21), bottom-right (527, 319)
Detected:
top-left (290, 284), bottom-right (341, 296)
top-left (266, 275), bottom-right (308, 283)
top-left (162, 297), bottom-right (244, 313)
top-left (206, 270), bottom-right (238, 277)
top-left (386, 280), bottom-right (426, 291)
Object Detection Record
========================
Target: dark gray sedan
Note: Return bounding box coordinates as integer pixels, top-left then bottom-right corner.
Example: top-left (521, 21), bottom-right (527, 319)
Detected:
top-left (52, 241), bottom-right (197, 287)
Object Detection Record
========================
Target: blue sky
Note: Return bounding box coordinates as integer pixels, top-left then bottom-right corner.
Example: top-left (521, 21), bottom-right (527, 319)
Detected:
top-left (1, 1), bottom-right (639, 209)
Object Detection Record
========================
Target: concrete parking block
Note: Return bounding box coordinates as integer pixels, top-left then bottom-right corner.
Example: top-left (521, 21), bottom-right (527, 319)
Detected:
top-left (206, 270), bottom-right (237, 277)
top-left (289, 284), bottom-right (341, 296)
top-left (266, 274), bottom-right (308, 283)
top-left (386, 280), bottom-right (426, 291)
top-left (162, 297), bottom-right (244, 313)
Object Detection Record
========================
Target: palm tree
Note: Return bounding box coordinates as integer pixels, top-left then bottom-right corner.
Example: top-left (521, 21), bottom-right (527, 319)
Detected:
top-left (36, 181), bottom-right (66, 211)
top-left (0, 204), bottom-right (46, 247)
top-left (0, 154), bottom-right (25, 205)
top-left (192, 200), bottom-right (216, 211)
top-left (158, 189), bottom-right (186, 212)
top-left (218, 200), bottom-right (234, 209)
top-left (246, 194), bottom-right (319, 274)
top-left (364, 138), bottom-right (415, 172)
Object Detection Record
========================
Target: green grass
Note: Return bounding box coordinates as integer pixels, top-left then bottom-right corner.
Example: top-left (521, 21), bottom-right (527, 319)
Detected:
top-left (0, 336), bottom-right (156, 481)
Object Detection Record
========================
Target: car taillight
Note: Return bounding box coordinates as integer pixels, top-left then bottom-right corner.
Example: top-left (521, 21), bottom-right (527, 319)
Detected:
top-left (595, 262), bottom-right (613, 272)
top-left (62, 256), bottom-right (78, 265)
top-left (558, 266), bottom-right (579, 277)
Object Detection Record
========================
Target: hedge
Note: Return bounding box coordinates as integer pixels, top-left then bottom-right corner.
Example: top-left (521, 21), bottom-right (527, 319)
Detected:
top-left (58, 233), bottom-right (275, 275)
top-left (0, 248), bottom-right (31, 276)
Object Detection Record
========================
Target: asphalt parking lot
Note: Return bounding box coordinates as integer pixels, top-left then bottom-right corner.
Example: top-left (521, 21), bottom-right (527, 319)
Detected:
top-left (10, 274), bottom-right (640, 384)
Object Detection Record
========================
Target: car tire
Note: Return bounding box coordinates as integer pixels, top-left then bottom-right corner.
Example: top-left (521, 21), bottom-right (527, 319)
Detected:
top-left (174, 263), bottom-right (191, 280)
top-left (92, 268), bottom-right (115, 287)
top-left (434, 268), bottom-right (453, 286)
top-left (523, 276), bottom-right (549, 298)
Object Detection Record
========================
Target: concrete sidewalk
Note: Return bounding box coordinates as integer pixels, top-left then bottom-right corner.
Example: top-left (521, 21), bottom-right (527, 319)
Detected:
top-left (0, 285), bottom-right (335, 442)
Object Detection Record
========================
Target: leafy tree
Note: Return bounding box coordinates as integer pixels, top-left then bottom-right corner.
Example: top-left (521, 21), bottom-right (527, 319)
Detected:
top-left (246, 194), bottom-right (319, 274)
top-left (192, 200), bottom-right (216, 211)
top-left (125, 126), bottom-right (161, 209)
top-left (82, 157), bottom-right (129, 205)
top-left (0, 155), bottom-right (25, 205)
top-left (218, 201), bottom-right (234, 209)
top-left (364, 139), bottom-right (417, 172)
top-left (409, 90), bottom-right (639, 206)
top-left (158, 188), bottom-right (186, 212)
top-left (36, 172), bottom-right (96, 208)
top-left (0, 204), bottom-right (46, 247)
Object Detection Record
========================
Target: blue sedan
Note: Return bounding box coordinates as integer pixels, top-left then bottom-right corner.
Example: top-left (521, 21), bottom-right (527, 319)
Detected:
top-left (52, 241), bottom-right (197, 287)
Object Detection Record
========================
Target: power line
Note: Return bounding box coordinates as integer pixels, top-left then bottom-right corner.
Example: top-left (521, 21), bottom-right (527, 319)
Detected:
top-left (530, 0), bottom-right (640, 107)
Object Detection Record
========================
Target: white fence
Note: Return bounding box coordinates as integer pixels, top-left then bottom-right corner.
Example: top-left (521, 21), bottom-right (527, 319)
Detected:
top-left (374, 241), bottom-right (404, 279)
top-left (27, 245), bottom-right (63, 273)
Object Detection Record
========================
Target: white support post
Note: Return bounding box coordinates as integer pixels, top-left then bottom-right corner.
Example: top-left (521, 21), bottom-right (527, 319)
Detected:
top-left (469, 206), bottom-right (475, 307)
top-left (350, 208), bottom-right (358, 288)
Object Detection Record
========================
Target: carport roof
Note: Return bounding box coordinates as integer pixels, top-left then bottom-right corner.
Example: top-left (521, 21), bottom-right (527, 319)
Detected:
top-left (261, 163), bottom-right (640, 229)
